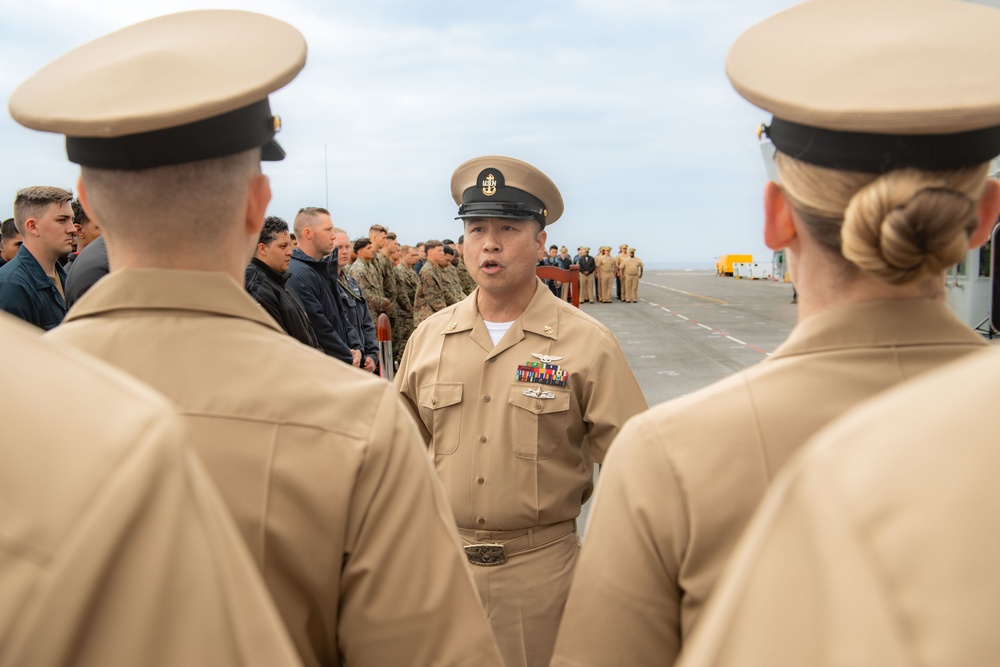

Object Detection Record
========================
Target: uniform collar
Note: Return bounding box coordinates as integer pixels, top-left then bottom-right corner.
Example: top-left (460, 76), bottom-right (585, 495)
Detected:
top-left (440, 279), bottom-right (560, 354)
top-left (64, 267), bottom-right (284, 334)
top-left (772, 298), bottom-right (984, 359)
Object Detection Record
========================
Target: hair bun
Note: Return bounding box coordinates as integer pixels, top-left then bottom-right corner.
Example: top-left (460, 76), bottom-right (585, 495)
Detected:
top-left (842, 172), bottom-right (978, 285)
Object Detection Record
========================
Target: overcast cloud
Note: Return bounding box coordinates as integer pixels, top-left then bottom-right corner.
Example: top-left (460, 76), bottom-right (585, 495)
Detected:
top-left (1, 0), bottom-right (805, 263)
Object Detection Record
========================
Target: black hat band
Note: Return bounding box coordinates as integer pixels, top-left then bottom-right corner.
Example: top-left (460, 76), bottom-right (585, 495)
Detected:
top-left (457, 185), bottom-right (547, 226)
top-left (66, 98), bottom-right (283, 170)
top-left (764, 117), bottom-right (1000, 173)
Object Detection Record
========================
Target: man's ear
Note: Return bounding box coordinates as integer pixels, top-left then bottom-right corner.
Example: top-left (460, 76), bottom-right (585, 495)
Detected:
top-left (970, 178), bottom-right (1000, 249)
top-left (536, 229), bottom-right (547, 254)
top-left (763, 181), bottom-right (798, 250)
top-left (245, 173), bottom-right (271, 239)
top-left (76, 175), bottom-right (98, 222)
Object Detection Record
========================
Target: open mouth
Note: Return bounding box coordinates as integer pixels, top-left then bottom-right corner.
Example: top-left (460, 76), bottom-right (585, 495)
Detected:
top-left (480, 259), bottom-right (502, 274)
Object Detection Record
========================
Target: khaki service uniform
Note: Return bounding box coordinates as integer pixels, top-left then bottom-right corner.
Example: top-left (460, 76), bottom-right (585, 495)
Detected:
top-left (1, 313), bottom-right (300, 667)
top-left (594, 251), bottom-right (615, 302)
top-left (551, 299), bottom-right (986, 667)
top-left (621, 254), bottom-right (643, 302)
top-left (396, 279), bottom-right (647, 667)
top-left (614, 248), bottom-right (628, 300)
top-left (679, 346), bottom-right (1000, 667)
top-left (47, 269), bottom-right (504, 667)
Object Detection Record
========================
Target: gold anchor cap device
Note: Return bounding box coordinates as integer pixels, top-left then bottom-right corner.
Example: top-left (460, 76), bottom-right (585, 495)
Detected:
top-left (451, 155), bottom-right (564, 226)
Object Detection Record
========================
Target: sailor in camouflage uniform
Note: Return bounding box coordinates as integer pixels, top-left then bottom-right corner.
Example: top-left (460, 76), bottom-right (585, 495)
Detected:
top-left (349, 236), bottom-right (389, 323)
top-left (393, 244), bottom-right (419, 366)
top-left (443, 246), bottom-right (469, 301)
top-left (414, 240), bottom-right (463, 326)
top-left (455, 236), bottom-right (478, 295)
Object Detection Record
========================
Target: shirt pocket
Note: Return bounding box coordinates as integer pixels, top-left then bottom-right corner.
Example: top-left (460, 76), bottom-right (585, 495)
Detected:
top-left (417, 382), bottom-right (463, 455)
top-left (507, 385), bottom-right (572, 461)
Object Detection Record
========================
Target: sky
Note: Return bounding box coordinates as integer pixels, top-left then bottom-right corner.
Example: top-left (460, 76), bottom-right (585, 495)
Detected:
top-left (1, 0), bottom-right (818, 264)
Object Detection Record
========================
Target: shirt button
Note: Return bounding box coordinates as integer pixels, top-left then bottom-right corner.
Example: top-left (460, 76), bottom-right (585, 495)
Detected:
top-left (431, 398), bottom-right (437, 406)
top-left (477, 517), bottom-right (486, 525)
top-left (535, 403), bottom-right (542, 411)
top-left (484, 396), bottom-right (492, 403)
top-left (477, 477), bottom-right (485, 484)
top-left (489, 358), bottom-right (497, 363)
top-left (480, 436), bottom-right (487, 443)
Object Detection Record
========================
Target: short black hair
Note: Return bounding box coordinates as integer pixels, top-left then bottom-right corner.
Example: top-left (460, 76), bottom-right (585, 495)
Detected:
top-left (442, 239), bottom-right (455, 245)
top-left (259, 215), bottom-right (289, 246)
top-left (353, 236), bottom-right (371, 253)
top-left (0, 218), bottom-right (17, 240)
top-left (71, 198), bottom-right (89, 225)
top-left (443, 245), bottom-right (456, 256)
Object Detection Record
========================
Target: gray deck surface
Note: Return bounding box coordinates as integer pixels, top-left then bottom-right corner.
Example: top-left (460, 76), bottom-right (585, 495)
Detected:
top-left (578, 270), bottom-right (798, 535)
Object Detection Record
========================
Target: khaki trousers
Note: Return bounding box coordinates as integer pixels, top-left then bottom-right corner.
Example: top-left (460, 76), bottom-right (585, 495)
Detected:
top-left (598, 275), bottom-right (613, 302)
top-left (624, 274), bottom-right (640, 302)
top-left (460, 528), bottom-right (579, 667)
top-left (560, 281), bottom-right (571, 301)
top-left (579, 273), bottom-right (594, 302)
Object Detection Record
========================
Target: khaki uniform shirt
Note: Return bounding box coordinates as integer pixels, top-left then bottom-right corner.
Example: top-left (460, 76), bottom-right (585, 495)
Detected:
top-left (551, 299), bottom-right (986, 667)
top-left (46, 269), bottom-right (504, 667)
top-left (395, 279), bottom-right (647, 530)
top-left (594, 254), bottom-right (614, 278)
top-left (622, 256), bottom-right (643, 276)
top-left (679, 347), bottom-right (1000, 667)
top-left (2, 314), bottom-right (299, 667)
top-left (614, 251), bottom-right (628, 275)
top-left (349, 258), bottom-right (387, 323)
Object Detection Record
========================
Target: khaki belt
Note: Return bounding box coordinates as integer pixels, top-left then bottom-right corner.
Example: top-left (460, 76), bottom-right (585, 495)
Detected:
top-left (459, 520), bottom-right (576, 567)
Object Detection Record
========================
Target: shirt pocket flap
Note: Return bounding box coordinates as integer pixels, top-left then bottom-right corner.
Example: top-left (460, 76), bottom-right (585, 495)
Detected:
top-left (418, 382), bottom-right (463, 410)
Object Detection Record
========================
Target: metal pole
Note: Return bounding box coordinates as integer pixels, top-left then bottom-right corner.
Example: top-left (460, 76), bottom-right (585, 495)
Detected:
top-left (377, 313), bottom-right (394, 381)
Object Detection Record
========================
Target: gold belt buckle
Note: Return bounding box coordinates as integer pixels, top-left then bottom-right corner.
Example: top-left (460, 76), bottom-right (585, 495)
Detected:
top-left (464, 543), bottom-right (507, 566)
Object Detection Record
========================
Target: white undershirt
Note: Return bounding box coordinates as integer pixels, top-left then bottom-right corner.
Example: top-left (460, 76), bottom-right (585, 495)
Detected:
top-left (484, 320), bottom-right (514, 346)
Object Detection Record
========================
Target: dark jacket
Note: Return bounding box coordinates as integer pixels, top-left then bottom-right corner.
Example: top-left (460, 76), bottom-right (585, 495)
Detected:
top-left (286, 248), bottom-right (361, 364)
top-left (65, 236), bottom-right (109, 308)
top-left (578, 254), bottom-right (596, 275)
top-left (245, 258), bottom-right (321, 350)
top-left (337, 270), bottom-right (379, 370)
top-left (0, 245), bottom-right (67, 330)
